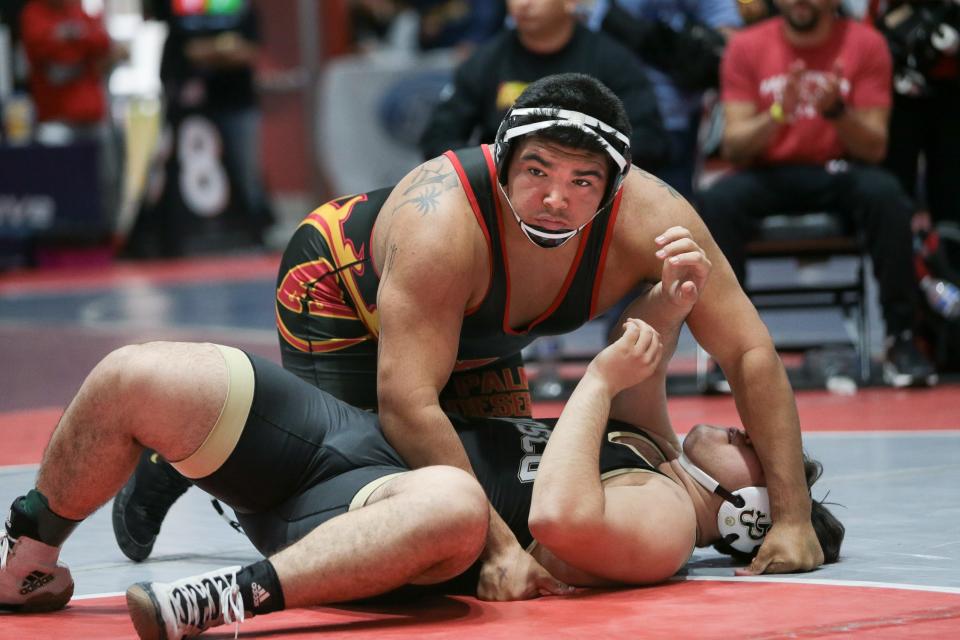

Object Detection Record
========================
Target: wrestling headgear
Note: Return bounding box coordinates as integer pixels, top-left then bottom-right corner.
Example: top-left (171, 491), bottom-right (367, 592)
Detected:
top-left (493, 106), bottom-right (632, 249)
top-left (677, 453), bottom-right (772, 555)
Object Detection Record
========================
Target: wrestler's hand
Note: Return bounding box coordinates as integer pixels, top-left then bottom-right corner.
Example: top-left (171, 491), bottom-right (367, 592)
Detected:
top-left (588, 319), bottom-right (662, 394)
top-left (735, 519), bottom-right (824, 575)
top-left (655, 226), bottom-right (711, 312)
top-left (477, 543), bottom-right (573, 601)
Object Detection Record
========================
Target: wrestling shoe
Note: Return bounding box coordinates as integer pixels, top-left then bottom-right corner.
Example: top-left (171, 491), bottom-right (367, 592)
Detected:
top-left (0, 530), bottom-right (74, 612)
top-left (113, 450), bottom-right (192, 562)
top-left (126, 566), bottom-right (245, 640)
top-left (883, 331), bottom-right (938, 388)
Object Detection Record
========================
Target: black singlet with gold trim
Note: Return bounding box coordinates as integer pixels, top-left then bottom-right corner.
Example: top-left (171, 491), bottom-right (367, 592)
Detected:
top-left (218, 355), bottom-right (667, 579)
top-left (451, 414), bottom-right (667, 551)
top-left (275, 144), bottom-right (623, 414)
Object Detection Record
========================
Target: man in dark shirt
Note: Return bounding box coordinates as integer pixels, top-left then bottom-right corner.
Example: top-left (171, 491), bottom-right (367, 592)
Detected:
top-left (419, 0), bottom-right (669, 170)
top-left (144, 0), bottom-right (271, 236)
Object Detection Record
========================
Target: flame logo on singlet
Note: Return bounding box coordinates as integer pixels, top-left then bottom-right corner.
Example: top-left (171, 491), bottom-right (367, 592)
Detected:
top-left (276, 195), bottom-right (380, 353)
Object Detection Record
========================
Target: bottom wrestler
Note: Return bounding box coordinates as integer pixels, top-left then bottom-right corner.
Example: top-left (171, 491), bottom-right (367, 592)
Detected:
top-left (0, 323), bottom-right (843, 639)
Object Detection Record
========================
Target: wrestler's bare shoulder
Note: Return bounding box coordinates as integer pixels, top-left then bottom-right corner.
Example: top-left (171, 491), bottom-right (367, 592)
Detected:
top-left (618, 166), bottom-right (699, 231)
top-left (372, 155), bottom-right (489, 291)
top-left (374, 156), bottom-right (479, 254)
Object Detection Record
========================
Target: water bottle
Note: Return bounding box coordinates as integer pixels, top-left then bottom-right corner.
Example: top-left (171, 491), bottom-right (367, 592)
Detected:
top-left (920, 276), bottom-right (960, 319)
top-left (532, 336), bottom-right (564, 400)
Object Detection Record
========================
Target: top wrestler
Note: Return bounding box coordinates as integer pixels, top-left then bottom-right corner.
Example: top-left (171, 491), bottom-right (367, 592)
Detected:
top-left (0, 308), bottom-right (843, 638)
top-left (115, 72), bottom-right (824, 597)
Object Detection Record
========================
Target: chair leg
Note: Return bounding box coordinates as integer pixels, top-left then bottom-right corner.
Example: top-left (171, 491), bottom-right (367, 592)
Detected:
top-left (857, 261), bottom-right (872, 383)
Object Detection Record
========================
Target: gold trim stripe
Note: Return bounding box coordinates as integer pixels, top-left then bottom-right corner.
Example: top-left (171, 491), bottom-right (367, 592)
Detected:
top-left (172, 345), bottom-right (255, 479)
top-left (349, 472), bottom-right (407, 511)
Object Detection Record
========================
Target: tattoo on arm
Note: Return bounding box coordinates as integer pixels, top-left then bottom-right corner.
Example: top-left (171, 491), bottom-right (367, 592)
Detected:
top-left (393, 161), bottom-right (461, 216)
top-left (632, 166), bottom-right (680, 200)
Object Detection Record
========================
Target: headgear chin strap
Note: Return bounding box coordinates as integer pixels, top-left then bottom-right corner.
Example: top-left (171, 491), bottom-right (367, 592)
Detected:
top-left (493, 106), bottom-right (632, 249)
top-left (497, 182), bottom-right (587, 249)
top-left (677, 454), bottom-right (772, 555)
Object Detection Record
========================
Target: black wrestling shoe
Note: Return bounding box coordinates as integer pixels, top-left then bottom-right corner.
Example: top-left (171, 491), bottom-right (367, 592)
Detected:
top-left (113, 450), bottom-right (192, 562)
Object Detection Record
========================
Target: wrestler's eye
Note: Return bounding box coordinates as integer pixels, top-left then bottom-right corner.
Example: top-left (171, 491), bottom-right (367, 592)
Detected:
top-left (528, 167), bottom-right (546, 177)
top-left (573, 178), bottom-right (594, 188)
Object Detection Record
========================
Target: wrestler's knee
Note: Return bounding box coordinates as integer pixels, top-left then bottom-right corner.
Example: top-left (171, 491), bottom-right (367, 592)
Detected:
top-left (412, 467), bottom-right (488, 582)
top-left (89, 342), bottom-right (226, 419)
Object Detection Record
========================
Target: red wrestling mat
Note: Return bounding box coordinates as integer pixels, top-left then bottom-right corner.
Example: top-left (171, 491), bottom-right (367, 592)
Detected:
top-left (0, 253), bottom-right (280, 295)
top-left (0, 407), bottom-right (62, 466)
top-left (1, 386), bottom-right (957, 467)
top-left (536, 386), bottom-right (960, 432)
top-left (5, 580), bottom-right (958, 639)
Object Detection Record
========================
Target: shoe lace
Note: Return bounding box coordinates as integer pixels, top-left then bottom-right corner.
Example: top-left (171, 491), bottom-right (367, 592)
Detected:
top-left (170, 571), bottom-right (245, 638)
top-left (0, 531), bottom-right (11, 571)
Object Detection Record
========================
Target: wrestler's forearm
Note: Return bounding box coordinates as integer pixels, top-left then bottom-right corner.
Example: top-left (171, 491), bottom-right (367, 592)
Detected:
top-left (531, 374), bottom-right (611, 529)
top-left (606, 285), bottom-right (687, 453)
top-left (729, 346), bottom-right (812, 523)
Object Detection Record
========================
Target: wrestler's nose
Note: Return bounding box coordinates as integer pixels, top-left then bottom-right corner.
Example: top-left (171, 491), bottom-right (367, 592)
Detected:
top-left (543, 186), bottom-right (569, 211)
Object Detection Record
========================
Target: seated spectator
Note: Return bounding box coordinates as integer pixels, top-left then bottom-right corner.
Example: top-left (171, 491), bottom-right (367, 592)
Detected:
top-left (697, 0), bottom-right (937, 388)
top-left (588, 0), bottom-right (743, 198)
top-left (418, 0), bottom-right (668, 171)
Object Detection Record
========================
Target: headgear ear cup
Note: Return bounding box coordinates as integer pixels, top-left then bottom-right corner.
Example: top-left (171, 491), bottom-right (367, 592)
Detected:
top-left (716, 486), bottom-right (772, 554)
top-left (677, 454), bottom-right (773, 555)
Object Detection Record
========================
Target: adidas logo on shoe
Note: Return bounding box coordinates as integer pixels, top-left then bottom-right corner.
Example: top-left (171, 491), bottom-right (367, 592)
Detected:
top-left (251, 581), bottom-right (270, 607)
top-left (19, 571), bottom-right (55, 596)
top-left (1, 532), bottom-right (74, 612)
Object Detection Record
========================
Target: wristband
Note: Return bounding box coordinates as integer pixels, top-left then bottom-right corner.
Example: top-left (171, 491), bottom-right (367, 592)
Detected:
top-left (822, 99), bottom-right (846, 120)
top-left (769, 102), bottom-right (786, 124)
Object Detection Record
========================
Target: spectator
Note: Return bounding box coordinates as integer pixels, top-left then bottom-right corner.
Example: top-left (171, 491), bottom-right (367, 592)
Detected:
top-left (874, 0), bottom-right (960, 227)
top-left (418, 0), bottom-right (669, 170)
top-left (697, 0), bottom-right (937, 388)
top-left (19, 0), bottom-right (125, 224)
top-left (412, 0), bottom-right (506, 53)
top-left (145, 0), bottom-right (272, 241)
top-left (589, 0), bottom-right (743, 198)
top-left (347, 1), bottom-right (504, 56)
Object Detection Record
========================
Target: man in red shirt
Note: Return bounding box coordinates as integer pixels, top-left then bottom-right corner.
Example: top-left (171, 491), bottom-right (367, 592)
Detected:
top-left (698, 0), bottom-right (936, 387)
top-left (19, 0), bottom-right (125, 229)
top-left (19, 0), bottom-right (113, 125)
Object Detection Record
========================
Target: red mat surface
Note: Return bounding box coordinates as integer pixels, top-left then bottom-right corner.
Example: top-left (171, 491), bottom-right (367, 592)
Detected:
top-left (0, 386), bottom-right (956, 467)
top-left (0, 253), bottom-right (280, 295)
top-left (4, 580), bottom-right (957, 639)
top-left (536, 386), bottom-right (959, 431)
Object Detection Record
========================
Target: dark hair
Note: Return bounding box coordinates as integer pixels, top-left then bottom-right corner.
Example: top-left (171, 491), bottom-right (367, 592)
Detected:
top-left (713, 452), bottom-right (845, 564)
top-left (508, 73), bottom-right (632, 170)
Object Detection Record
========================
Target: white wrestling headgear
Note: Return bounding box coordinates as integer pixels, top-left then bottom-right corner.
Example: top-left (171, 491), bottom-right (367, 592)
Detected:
top-left (677, 453), bottom-right (772, 555)
top-left (493, 107), bottom-right (631, 249)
